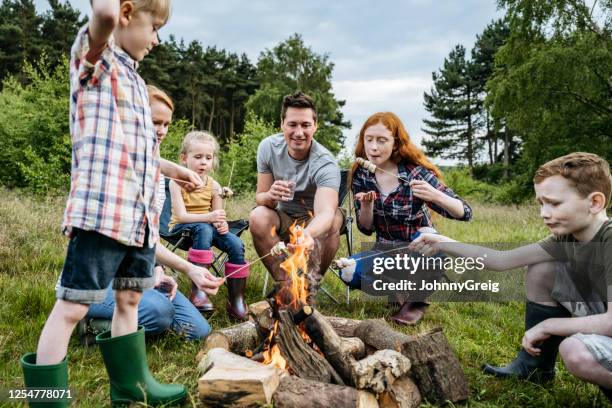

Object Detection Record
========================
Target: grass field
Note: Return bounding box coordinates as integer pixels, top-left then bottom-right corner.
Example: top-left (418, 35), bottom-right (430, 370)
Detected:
top-left (0, 188), bottom-right (609, 407)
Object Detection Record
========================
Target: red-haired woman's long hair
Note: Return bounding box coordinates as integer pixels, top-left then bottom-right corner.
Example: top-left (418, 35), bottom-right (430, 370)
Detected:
top-left (350, 112), bottom-right (442, 190)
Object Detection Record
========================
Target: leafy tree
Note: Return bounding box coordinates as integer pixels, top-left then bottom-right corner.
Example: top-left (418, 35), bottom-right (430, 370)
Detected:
top-left (422, 45), bottom-right (482, 168)
top-left (0, 56), bottom-right (70, 192)
top-left (246, 34), bottom-right (350, 154)
top-left (487, 0), bottom-right (612, 192)
top-left (0, 0), bottom-right (43, 82)
top-left (39, 0), bottom-right (85, 71)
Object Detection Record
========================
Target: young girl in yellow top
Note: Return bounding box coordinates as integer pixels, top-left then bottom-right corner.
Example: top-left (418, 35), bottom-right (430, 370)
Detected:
top-left (169, 131), bottom-right (249, 320)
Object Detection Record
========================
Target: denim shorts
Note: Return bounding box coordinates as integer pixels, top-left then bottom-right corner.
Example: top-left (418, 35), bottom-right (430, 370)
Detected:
top-left (573, 333), bottom-right (612, 371)
top-left (56, 228), bottom-right (156, 304)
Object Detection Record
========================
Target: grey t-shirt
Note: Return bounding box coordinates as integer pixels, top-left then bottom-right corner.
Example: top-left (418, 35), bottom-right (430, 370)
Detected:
top-left (538, 218), bottom-right (612, 316)
top-left (257, 133), bottom-right (341, 217)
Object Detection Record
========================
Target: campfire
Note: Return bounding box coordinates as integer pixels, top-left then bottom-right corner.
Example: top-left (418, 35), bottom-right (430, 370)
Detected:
top-left (196, 225), bottom-right (469, 407)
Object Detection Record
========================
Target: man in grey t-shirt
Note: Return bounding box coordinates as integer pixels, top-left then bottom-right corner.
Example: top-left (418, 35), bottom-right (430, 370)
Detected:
top-left (249, 92), bottom-right (343, 302)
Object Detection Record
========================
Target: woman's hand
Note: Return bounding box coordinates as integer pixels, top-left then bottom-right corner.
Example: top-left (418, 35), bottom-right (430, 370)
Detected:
top-left (173, 166), bottom-right (203, 192)
top-left (187, 264), bottom-right (225, 296)
top-left (355, 191), bottom-right (377, 205)
top-left (409, 180), bottom-right (443, 203)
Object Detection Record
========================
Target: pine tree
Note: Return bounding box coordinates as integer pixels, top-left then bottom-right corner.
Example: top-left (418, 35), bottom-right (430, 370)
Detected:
top-left (422, 45), bottom-right (481, 168)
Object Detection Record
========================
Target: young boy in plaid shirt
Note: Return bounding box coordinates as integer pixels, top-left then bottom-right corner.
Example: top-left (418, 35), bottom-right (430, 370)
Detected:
top-left (20, 1), bottom-right (207, 405)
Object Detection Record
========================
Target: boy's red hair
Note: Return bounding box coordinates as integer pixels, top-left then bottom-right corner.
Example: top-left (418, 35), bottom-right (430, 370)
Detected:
top-left (534, 152), bottom-right (611, 207)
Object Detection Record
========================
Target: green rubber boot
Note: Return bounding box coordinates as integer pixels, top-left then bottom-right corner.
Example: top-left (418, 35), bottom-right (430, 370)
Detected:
top-left (20, 352), bottom-right (69, 407)
top-left (96, 327), bottom-right (187, 407)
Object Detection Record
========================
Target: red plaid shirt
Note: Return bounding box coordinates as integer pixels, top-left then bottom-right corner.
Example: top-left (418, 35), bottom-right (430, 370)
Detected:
top-left (62, 25), bottom-right (160, 247)
top-left (352, 162), bottom-right (472, 243)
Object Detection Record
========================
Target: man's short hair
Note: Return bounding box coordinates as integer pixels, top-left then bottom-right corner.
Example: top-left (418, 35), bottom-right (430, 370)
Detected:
top-left (534, 152), bottom-right (612, 207)
top-left (147, 85), bottom-right (174, 112)
top-left (281, 91), bottom-right (317, 123)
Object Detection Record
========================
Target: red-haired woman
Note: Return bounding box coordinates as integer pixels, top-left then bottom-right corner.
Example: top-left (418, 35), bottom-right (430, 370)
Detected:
top-left (343, 112), bottom-right (473, 325)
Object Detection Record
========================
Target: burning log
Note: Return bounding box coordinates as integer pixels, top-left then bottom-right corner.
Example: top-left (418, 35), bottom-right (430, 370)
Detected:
top-left (274, 309), bottom-right (341, 384)
top-left (352, 350), bottom-right (411, 394)
top-left (401, 327), bottom-right (469, 403)
top-left (273, 376), bottom-right (378, 408)
top-left (198, 348), bottom-right (280, 407)
top-left (303, 309), bottom-right (358, 386)
top-left (377, 375), bottom-right (421, 408)
top-left (198, 320), bottom-right (261, 359)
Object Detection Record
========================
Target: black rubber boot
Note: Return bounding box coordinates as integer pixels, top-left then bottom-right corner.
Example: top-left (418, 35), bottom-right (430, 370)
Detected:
top-left (482, 301), bottom-right (571, 383)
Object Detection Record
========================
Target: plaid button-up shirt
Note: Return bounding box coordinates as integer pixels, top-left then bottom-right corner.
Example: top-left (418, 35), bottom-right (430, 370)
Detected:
top-left (62, 25), bottom-right (160, 247)
top-left (352, 163), bottom-right (472, 243)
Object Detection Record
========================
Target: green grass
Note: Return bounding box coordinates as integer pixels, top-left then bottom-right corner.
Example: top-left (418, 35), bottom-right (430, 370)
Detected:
top-left (0, 188), bottom-right (609, 407)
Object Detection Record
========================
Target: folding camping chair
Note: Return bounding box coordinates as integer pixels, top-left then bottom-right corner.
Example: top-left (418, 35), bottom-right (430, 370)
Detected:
top-left (159, 178), bottom-right (249, 276)
top-left (261, 169), bottom-right (355, 305)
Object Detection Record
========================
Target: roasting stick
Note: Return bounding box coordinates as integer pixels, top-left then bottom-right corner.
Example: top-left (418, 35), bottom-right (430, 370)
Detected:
top-left (331, 243), bottom-right (415, 270)
top-left (222, 160), bottom-right (236, 210)
top-left (224, 242), bottom-right (290, 279)
top-left (355, 157), bottom-right (411, 183)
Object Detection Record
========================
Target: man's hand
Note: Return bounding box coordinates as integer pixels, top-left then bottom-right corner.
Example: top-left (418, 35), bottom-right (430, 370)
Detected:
top-left (214, 221), bottom-right (229, 235)
top-left (408, 231), bottom-right (454, 256)
top-left (186, 264), bottom-right (224, 296)
top-left (287, 226), bottom-right (315, 252)
top-left (173, 167), bottom-right (203, 192)
top-left (267, 180), bottom-right (292, 202)
top-left (522, 323), bottom-right (551, 356)
top-left (209, 209), bottom-right (226, 223)
top-left (409, 180), bottom-right (443, 203)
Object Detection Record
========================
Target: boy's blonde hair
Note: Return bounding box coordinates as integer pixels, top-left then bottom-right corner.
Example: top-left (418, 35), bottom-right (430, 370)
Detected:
top-left (534, 152), bottom-right (612, 207)
top-left (180, 131), bottom-right (220, 170)
top-left (147, 85), bottom-right (174, 111)
top-left (122, 0), bottom-right (171, 24)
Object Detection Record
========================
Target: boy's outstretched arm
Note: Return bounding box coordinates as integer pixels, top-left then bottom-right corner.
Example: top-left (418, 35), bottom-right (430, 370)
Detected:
top-left (87, 0), bottom-right (119, 64)
top-left (409, 233), bottom-right (554, 271)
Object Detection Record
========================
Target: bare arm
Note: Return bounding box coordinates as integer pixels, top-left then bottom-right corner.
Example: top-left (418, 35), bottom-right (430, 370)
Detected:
top-left (169, 180), bottom-right (219, 224)
top-left (160, 159), bottom-right (203, 191)
top-left (86, 0), bottom-right (119, 64)
top-left (410, 235), bottom-right (555, 271)
top-left (305, 187), bottom-right (338, 240)
top-left (155, 244), bottom-right (223, 294)
top-left (431, 193), bottom-right (466, 219)
top-left (354, 192), bottom-right (375, 232)
top-left (211, 181), bottom-right (223, 211)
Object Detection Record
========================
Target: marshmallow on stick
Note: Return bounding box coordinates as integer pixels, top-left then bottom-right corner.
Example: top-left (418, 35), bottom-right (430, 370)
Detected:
top-left (271, 241), bottom-right (290, 257)
top-left (356, 157), bottom-right (377, 173)
top-left (220, 186), bottom-right (234, 199)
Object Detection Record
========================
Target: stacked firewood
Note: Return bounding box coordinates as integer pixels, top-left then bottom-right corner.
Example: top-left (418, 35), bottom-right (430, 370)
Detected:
top-left (196, 301), bottom-right (468, 408)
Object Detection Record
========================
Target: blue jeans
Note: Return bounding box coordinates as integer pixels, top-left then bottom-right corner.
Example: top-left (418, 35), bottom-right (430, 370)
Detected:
top-left (87, 286), bottom-right (211, 340)
top-left (171, 222), bottom-right (245, 264)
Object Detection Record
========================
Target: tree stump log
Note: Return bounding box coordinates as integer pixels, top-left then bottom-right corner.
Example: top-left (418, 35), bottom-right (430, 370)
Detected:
top-left (340, 337), bottom-right (366, 359)
top-left (378, 375), bottom-right (421, 408)
top-left (198, 348), bottom-right (280, 407)
top-left (304, 309), bottom-right (358, 385)
top-left (353, 319), bottom-right (413, 354)
top-left (352, 349), bottom-right (411, 394)
top-left (273, 376), bottom-right (378, 408)
top-left (275, 309), bottom-right (339, 384)
top-left (402, 327), bottom-right (469, 403)
top-left (198, 320), bottom-right (261, 360)
top-left (324, 316), bottom-right (366, 337)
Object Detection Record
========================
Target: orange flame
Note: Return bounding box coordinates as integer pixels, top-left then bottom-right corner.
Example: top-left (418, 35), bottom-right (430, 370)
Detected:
top-left (276, 223), bottom-right (309, 310)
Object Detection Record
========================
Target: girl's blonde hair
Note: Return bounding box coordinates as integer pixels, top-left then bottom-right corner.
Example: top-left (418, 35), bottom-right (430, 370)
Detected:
top-left (180, 131), bottom-right (220, 170)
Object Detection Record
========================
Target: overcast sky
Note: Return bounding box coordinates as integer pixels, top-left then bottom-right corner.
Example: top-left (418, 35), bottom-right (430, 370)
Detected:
top-left (34, 0), bottom-right (503, 163)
